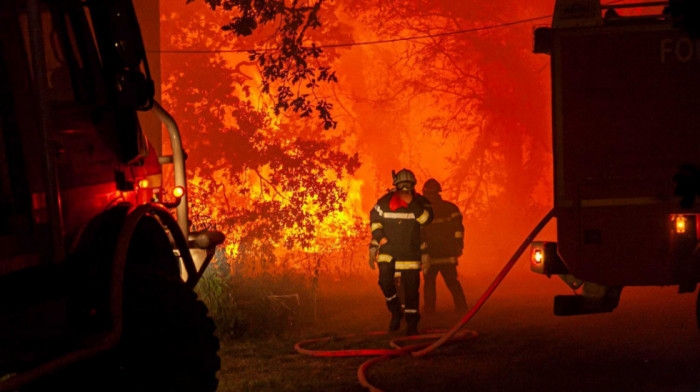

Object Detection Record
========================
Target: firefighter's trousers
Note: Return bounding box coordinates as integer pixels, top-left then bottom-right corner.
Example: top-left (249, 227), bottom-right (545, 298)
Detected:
top-left (423, 264), bottom-right (467, 313)
top-left (378, 262), bottom-right (420, 323)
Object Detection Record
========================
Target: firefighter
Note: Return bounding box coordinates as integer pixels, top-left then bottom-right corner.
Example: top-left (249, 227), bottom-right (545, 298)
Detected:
top-left (421, 179), bottom-right (468, 314)
top-left (369, 169), bottom-right (433, 335)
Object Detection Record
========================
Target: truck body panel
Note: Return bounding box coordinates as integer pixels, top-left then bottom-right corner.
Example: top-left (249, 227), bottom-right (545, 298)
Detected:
top-left (0, 0), bottom-right (223, 388)
top-left (547, 14), bottom-right (700, 286)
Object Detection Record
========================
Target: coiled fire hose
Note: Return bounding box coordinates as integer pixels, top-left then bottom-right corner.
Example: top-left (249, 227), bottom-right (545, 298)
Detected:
top-left (295, 209), bottom-right (554, 392)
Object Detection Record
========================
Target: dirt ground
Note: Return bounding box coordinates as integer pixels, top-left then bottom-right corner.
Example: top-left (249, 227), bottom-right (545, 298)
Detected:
top-left (216, 262), bottom-right (700, 392)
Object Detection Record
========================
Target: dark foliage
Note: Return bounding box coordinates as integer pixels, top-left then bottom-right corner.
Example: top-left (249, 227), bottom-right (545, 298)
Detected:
top-left (191, 0), bottom-right (338, 129)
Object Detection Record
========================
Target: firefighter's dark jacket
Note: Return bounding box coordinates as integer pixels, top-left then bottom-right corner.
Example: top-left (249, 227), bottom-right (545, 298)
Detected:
top-left (369, 191), bottom-right (433, 270)
top-left (423, 194), bottom-right (463, 263)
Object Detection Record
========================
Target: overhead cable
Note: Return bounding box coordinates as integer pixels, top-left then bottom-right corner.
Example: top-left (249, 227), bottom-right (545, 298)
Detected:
top-left (153, 0), bottom-right (648, 54)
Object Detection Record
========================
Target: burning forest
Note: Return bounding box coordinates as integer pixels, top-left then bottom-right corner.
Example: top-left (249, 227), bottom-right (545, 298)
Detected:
top-left (156, 0), bottom-right (560, 336)
top-left (2, 0), bottom-right (699, 391)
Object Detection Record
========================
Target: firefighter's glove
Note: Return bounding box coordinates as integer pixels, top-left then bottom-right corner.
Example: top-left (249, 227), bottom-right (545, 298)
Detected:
top-left (421, 254), bottom-right (431, 274)
top-left (369, 247), bottom-right (378, 270)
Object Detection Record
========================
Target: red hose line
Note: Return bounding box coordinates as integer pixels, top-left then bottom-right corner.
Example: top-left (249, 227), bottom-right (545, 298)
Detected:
top-left (358, 356), bottom-right (391, 391)
top-left (295, 336), bottom-right (409, 357)
top-left (296, 209), bottom-right (554, 391)
top-left (388, 330), bottom-right (477, 350)
top-left (411, 209), bottom-right (554, 357)
top-left (294, 331), bottom-right (410, 357)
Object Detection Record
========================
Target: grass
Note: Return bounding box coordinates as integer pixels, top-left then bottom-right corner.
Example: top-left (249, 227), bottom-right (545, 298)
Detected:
top-left (194, 259), bottom-right (485, 391)
top-left (217, 338), bottom-right (368, 392)
top-left (210, 272), bottom-right (385, 392)
top-left (195, 261), bottom-right (319, 339)
top-left (205, 269), bottom-right (474, 392)
top-left (202, 262), bottom-right (700, 392)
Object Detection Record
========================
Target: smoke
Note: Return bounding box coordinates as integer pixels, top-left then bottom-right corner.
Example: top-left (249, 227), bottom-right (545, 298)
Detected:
top-left (160, 0), bottom-right (562, 276)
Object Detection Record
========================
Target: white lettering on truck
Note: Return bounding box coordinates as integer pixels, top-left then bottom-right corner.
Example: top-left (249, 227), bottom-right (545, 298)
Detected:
top-left (660, 38), bottom-right (700, 63)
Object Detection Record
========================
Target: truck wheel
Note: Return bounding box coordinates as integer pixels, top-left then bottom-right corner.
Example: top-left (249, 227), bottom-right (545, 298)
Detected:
top-left (116, 270), bottom-right (220, 391)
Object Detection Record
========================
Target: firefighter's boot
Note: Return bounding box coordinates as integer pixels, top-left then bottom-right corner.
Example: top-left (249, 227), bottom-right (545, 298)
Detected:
top-left (388, 299), bottom-right (402, 332)
top-left (405, 313), bottom-right (420, 336)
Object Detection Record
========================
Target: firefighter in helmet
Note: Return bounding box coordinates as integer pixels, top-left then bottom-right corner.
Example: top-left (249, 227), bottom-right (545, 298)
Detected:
top-left (421, 178), bottom-right (468, 313)
top-left (369, 169), bottom-right (433, 335)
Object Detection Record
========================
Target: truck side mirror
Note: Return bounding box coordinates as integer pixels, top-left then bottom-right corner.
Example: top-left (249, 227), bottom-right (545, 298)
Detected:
top-left (88, 0), bottom-right (154, 110)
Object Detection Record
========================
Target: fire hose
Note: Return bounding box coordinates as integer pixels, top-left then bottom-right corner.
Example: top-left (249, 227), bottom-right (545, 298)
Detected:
top-left (295, 209), bottom-right (554, 392)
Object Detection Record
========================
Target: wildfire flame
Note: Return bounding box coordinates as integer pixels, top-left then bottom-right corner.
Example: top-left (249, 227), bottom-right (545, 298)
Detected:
top-left (160, 0), bottom-right (560, 275)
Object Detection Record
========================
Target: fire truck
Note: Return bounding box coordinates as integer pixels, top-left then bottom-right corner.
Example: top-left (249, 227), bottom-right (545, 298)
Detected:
top-left (0, 0), bottom-right (223, 390)
top-left (530, 0), bottom-right (700, 329)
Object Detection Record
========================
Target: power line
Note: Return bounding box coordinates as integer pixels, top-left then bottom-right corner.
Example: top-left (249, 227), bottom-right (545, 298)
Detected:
top-left (324, 15), bottom-right (552, 48)
top-left (152, 0), bottom-right (653, 54)
top-left (153, 14), bottom-right (552, 54)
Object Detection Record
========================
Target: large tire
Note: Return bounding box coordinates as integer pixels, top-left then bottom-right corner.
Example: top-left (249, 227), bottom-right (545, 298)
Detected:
top-left (25, 272), bottom-right (220, 392)
top-left (22, 212), bottom-right (220, 391)
top-left (114, 270), bottom-right (221, 391)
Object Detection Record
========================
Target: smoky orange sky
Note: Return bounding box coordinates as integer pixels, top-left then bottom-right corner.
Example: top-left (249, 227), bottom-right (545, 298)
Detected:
top-left (154, 0), bottom-right (591, 276)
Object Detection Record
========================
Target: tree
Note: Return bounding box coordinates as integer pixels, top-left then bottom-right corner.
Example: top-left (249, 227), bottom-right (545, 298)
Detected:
top-left (342, 0), bottom-right (553, 220)
top-left (192, 0), bottom-right (340, 129)
top-left (161, 1), bottom-right (361, 275)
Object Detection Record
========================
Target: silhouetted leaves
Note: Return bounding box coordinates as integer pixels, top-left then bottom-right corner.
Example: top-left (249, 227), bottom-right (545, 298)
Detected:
top-left (344, 0), bottom-right (552, 218)
top-left (195, 0), bottom-right (337, 130)
top-left (163, 2), bottom-right (361, 272)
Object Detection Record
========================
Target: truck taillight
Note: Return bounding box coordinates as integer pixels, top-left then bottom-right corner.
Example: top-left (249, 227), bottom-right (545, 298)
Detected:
top-left (675, 216), bottom-right (687, 234)
top-left (671, 214), bottom-right (698, 239)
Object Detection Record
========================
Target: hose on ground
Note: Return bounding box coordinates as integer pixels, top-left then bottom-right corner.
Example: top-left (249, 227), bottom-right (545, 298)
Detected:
top-left (295, 209), bottom-right (554, 391)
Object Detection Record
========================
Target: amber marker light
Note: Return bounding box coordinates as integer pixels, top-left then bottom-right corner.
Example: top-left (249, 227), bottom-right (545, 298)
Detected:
top-left (172, 186), bottom-right (185, 199)
top-left (675, 216), bottom-right (687, 234)
top-left (530, 242), bottom-right (547, 274)
top-left (531, 241), bottom-right (545, 266)
top-left (138, 179), bottom-right (149, 189)
top-left (532, 248), bottom-right (544, 265)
